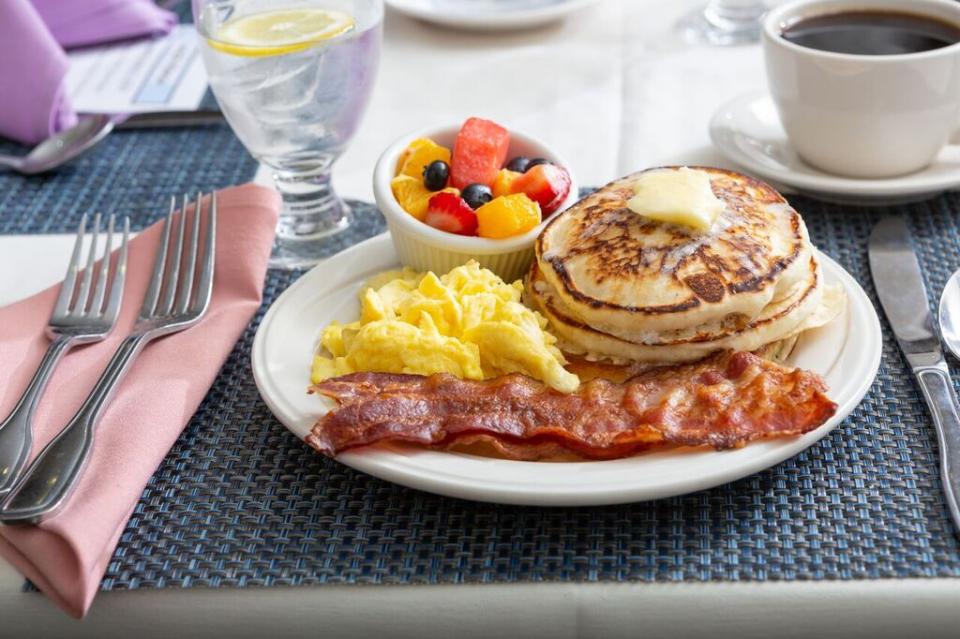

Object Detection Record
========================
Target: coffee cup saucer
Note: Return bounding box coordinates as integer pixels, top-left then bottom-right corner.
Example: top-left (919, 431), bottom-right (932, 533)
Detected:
top-left (709, 91), bottom-right (960, 205)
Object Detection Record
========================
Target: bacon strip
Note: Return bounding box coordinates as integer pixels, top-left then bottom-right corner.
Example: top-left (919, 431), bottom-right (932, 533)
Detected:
top-left (306, 351), bottom-right (837, 461)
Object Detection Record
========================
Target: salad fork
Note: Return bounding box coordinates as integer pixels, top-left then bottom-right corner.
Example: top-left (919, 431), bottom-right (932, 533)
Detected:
top-left (0, 214), bottom-right (129, 498)
top-left (0, 193), bottom-right (217, 525)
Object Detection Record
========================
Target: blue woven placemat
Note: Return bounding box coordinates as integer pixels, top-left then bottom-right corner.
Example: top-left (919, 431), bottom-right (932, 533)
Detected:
top-left (106, 193), bottom-right (960, 588)
top-left (0, 112), bottom-right (253, 234)
top-left (4, 120), bottom-right (960, 589)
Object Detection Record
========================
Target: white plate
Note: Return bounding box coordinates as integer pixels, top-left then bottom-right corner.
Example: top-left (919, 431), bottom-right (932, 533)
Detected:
top-left (709, 91), bottom-right (960, 205)
top-left (252, 233), bottom-right (882, 506)
top-left (385, 0), bottom-right (599, 30)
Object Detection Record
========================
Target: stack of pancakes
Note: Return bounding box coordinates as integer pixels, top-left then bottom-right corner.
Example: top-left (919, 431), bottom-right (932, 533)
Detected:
top-left (526, 167), bottom-right (842, 364)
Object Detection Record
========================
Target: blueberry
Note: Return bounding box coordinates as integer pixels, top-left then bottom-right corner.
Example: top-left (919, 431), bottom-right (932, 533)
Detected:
top-left (506, 156), bottom-right (532, 173)
top-left (422, 160), bottom-right (449, 191)
top-left (462, 183), bottom-right (493, 209)
top-left (525, 157), bottom-right (552, 171)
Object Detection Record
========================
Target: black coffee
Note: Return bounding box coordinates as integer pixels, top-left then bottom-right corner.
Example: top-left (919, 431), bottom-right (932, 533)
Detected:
top-left (781, 10), bottom-right (960, 55)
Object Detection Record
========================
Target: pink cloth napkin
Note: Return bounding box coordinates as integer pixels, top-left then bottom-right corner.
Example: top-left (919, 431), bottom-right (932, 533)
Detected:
top-left (0, 0), bottom-right (177, 145)
top-left (0, 183), bottom-right (280, 618)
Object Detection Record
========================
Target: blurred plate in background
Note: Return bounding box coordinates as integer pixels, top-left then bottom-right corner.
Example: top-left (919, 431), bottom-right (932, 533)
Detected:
top-left (386, 0), bottom-right (600, 30)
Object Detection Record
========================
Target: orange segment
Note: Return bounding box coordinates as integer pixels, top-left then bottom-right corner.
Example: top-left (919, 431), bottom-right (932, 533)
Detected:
top-left (492, 169), bottom-right (521, 199)
top-left (396, 138), bottom-right (451, 179)
top-left (391, 175), bottom-right (458, 221)
top-left (476, 194), bottom-right (542, 239)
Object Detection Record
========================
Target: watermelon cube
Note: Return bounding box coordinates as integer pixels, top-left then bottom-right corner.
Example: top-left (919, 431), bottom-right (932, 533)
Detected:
top-left (450, 117), bottom-right (510, 190)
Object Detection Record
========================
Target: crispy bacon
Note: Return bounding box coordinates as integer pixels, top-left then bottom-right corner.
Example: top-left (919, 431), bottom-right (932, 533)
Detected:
top-left (306, 351), bottom-right (837, 461)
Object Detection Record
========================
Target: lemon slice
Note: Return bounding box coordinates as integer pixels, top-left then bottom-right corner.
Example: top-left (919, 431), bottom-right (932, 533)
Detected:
top-left (208, 8), bottom-right (355, 57)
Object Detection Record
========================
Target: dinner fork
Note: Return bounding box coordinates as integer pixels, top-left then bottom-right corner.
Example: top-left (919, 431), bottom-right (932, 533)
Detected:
top-left (0, 193), bottom-right (217, 525)
top-left (0, 214), bottom-right (129, 498)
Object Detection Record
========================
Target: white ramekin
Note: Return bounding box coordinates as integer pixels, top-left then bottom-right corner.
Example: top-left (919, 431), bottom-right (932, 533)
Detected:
top-left (372, 123), bottom-right (579, 283)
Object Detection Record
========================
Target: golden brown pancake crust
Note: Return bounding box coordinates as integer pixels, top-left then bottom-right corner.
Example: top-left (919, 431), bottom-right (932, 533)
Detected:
top-left (536, 166), bottom-right (805, 317)
top-left (527, 256), bottom-right (820, 347)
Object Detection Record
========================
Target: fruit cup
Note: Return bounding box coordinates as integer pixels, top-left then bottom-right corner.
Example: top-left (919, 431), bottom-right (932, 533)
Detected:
top-left (373, 124), bottom-right (579, 283)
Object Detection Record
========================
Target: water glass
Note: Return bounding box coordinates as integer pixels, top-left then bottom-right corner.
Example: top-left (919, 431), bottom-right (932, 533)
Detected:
top-left (194, 0), bottom-right (383, 268)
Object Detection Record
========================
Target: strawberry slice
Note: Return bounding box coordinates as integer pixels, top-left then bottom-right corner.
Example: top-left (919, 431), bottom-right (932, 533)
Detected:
top-left (450, 117), bottom-right (511, 190)
top-left (425, 192), bottom-right (478, 236)
top-left (510, 164), bottom-right (572, 216)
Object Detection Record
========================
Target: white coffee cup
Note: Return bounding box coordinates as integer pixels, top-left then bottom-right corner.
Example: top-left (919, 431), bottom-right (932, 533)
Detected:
top-left (762, 0), bottom-right (960, 178)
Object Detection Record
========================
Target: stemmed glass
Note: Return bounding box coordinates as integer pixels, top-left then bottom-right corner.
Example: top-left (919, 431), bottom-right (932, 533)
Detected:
top-left (681, 0), bottom-right (767, 45)
top-left (193, 0), bottom-right (383, 269)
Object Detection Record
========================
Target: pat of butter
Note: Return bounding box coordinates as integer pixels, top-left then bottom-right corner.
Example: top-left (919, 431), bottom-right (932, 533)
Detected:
top-left (626, 167), bottom-right (725, 232)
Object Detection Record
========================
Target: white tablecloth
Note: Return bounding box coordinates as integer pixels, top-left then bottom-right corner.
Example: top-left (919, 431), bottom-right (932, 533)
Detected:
top-left (261, 0), bottom-right (762, 200)
top-left (3, 1), bottom-right (960, 636)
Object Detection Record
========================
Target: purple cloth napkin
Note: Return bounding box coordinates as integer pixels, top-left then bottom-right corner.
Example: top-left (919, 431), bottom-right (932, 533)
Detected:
top-left (0, 0), bottom-right (177, 145)
top-left (0, 0), bottom-right (76, 145)
top-left (32, 0), bottom-right (178, 49)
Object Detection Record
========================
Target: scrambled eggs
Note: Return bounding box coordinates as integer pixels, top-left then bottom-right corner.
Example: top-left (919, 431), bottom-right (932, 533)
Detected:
top-left (311, 261), bottom-right (579, 393)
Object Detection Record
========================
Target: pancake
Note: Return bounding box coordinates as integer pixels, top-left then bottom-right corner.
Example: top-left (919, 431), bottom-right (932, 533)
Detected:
top-left (526, 257), bottom-right (838, 363)
top-left (535, 167), bottom-right (814, 340)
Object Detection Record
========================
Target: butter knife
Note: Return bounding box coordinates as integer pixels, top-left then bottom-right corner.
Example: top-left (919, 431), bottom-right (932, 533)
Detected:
top-left (115, 110), bottom-right (224, 130)
top-left (868, 216), bottom-right (960, 531)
